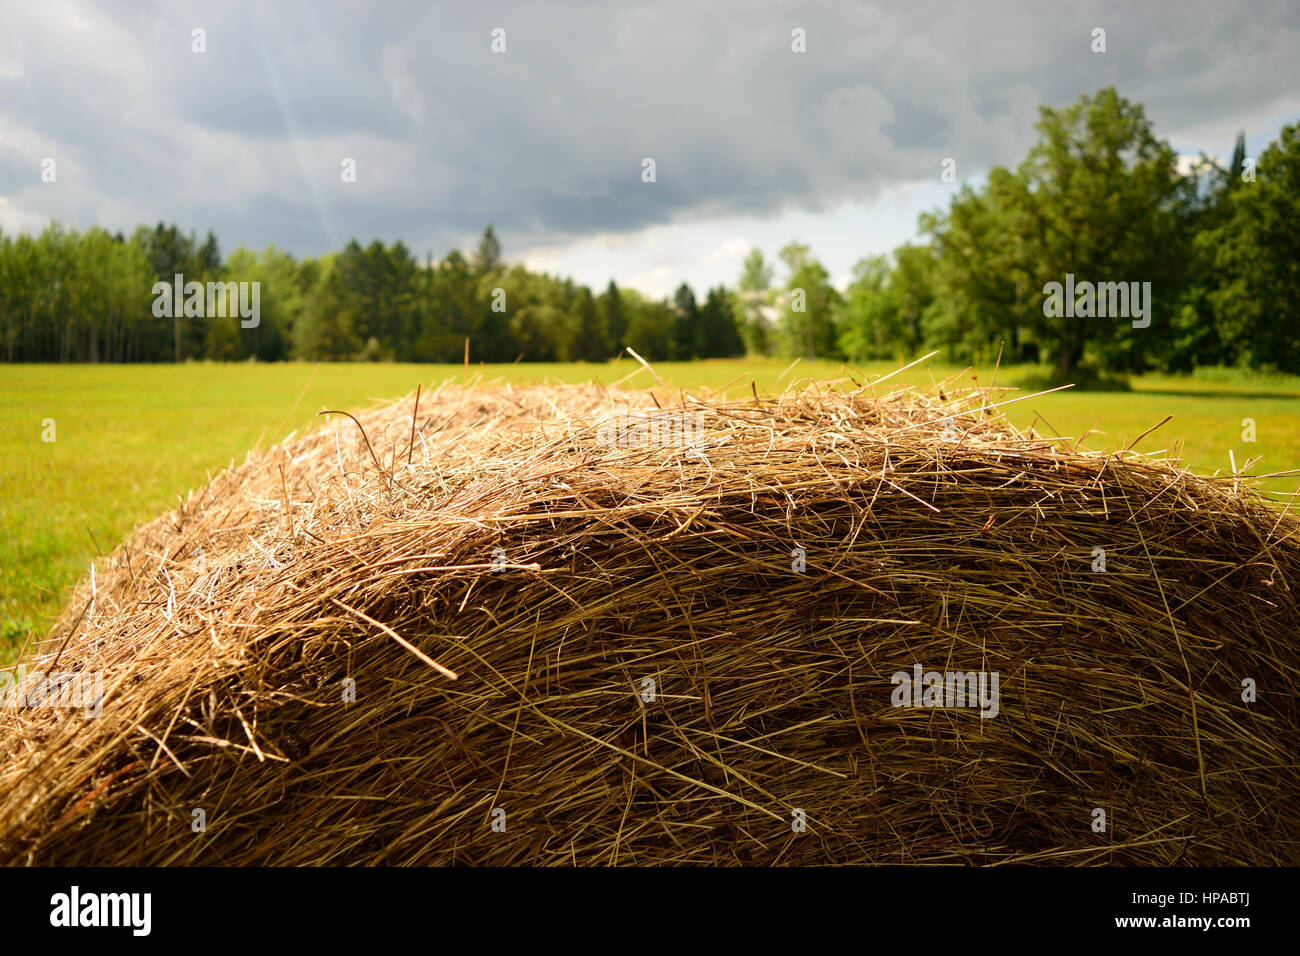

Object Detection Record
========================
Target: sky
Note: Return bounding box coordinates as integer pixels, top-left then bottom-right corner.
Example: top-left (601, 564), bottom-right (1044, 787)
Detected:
top-left (2, 0), bottom-right (1298, 297)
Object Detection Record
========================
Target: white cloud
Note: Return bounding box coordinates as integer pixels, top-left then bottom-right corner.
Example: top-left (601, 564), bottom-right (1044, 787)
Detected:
top-left (709, 238), bottom-right (753, 262)
top-left (625, 265), bottom-right (673, 298)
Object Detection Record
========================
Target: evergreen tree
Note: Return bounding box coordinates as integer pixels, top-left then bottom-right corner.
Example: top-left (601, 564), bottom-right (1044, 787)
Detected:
top-left (697, 286), bottom-right (745, 357)
top-left (473, 225), bottom-right (502, 274)
top-left (672, 283), bottom-right (699, 360)
top-left (573, 287), bottom-right (608, 361)
top-left (600, 280), bottom-right (626, 356)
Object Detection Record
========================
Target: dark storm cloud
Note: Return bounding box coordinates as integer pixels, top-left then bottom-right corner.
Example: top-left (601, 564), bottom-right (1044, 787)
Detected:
top-left (2, 0), bottom-right (1297, 257)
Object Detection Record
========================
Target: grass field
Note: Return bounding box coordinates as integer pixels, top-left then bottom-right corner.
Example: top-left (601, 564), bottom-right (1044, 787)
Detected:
top-left (4, 357), bottom-right (1299, 660)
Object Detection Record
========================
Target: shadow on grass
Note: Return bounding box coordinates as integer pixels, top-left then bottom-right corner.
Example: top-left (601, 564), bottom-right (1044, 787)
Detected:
top-left (1012, 366), bottom-right (1133, 392)
top-left (1004, 363), bottom-right (1300, 398)
top-left (1126, 388), bottom-right (1300, 401)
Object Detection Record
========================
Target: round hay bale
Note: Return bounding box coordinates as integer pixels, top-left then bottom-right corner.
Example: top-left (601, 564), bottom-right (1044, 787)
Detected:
top-left (1, 380), bottom-right (1297, 865)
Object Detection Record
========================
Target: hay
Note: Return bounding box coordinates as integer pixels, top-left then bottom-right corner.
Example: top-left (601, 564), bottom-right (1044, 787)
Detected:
top-left (1, 373), bottom-right (1298, 865)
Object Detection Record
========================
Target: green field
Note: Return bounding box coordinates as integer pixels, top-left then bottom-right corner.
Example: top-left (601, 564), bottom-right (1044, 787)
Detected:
top-left (3, 358), bottom-right (1298, 660)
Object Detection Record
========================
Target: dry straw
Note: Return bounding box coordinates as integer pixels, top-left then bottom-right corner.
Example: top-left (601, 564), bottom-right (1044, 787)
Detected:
top-left (1, 368), bottom-right (1297, 865)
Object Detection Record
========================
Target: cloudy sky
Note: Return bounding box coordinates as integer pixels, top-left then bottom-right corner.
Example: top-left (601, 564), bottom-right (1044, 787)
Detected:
top-left (2, 0), bottom-right (1298, 297)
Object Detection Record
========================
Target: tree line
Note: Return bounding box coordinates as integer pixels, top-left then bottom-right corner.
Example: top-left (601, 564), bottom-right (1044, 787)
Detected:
top-left (2, 87), bottom-right (1296, 375)
top-left (0, 221), bottom-right (744, 365)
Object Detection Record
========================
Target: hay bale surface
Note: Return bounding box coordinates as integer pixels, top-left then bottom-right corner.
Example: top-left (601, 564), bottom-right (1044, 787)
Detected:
top-left (2, 379), bottom-right (1297, 865)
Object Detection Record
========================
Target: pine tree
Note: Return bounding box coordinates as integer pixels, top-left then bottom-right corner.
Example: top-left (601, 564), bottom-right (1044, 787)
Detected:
top-left (473, 225), bottom-right (502, 274)
top-left (1227, 131), bottom-right (1247, 191)
top-left (672, 283), bottom-right (698, 360)
top-left (601, 280), bottom-right (626, 356)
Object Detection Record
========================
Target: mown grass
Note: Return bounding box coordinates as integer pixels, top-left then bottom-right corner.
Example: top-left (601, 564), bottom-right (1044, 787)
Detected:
top-left (3, 357), bottom-right (1298, 659)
